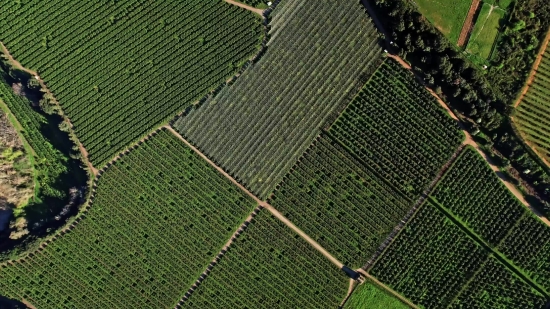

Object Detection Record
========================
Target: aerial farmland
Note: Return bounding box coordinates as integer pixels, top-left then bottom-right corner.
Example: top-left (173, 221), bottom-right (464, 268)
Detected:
top-left (0, 0), bottom-right (549, 308)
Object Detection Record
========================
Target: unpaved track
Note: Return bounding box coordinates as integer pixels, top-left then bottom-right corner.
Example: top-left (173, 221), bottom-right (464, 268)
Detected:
top-left (514, 27), bottom-right (550, 108)
top-left (356, 269), bottom-right (420, 309)
top-left (0, 42), bottom-right (98, 176)
top-left (224, 0), bottom-right (265, 16)
top-left (164, 126), bottom-right (345, 268)
top-left (386, 53), bottom-right (550, 226)
top-left (457, 0), bottom-right (481, 47)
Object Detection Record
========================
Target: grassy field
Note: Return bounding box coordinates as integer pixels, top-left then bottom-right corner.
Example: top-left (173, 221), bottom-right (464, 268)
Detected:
top-left (182, 209), bottom-right (349, 308)
top-left (0, 129), bottom-right (258, 308)
top-left (173, 0), bottom-right (383, 199)
top-left (515, 49), bottom-right (550, 163)
top-left (344, 281), bottom-right (409, 309)
top-left (0, 0), bottom-right (263, 167)
top-left (466, 4), bottom-right (505, 60)
top-left (414, 0), bottom-right (473, 44)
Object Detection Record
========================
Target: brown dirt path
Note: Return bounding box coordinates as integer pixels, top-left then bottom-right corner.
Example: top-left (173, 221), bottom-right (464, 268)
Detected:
top-left (224, 0), bottom-right (265, 16)
top-left (0, 42), bottom-right (98, 176)
top-left (356, 269), bottom-right (420, 309)
top-left (386, 53), bottom-right (550, 226)
top-left (457, 0), bottom-right (482, 47)
top-left (514, 27), bottom-right (550, 108)
top-left (164, 125), bottom-right (345, 269)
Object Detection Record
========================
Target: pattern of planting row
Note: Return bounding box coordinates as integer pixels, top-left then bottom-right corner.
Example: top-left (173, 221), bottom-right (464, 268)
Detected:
top-left (371, 202), bottom-right (488, 308)
top-left (371, 202), bottom-right (546, 309)
top-left (498, 214), bottom-right (550, 292)
top-left (431, 147), bottom-right (525, 246)
top-left (269, 136), bottom-right (412, 268)
top-left (0, 0), bottom-right (263, 166)
top-left (432, 146), bottom-right (550, 292)
top-left (329, 59), bottom-right (463, 199)
top-left (173, 0), bottom-right (383, 199)
top-left (182, 209), bottom-right (349, 308)
top-left (449, 256), bottom-right (547, 309)
top-left (515, 49), bottom-right (550, 161)
top-left (0, 129), bottom-right (257, 308)
top-left (0, 68), bottom-right (86, 206)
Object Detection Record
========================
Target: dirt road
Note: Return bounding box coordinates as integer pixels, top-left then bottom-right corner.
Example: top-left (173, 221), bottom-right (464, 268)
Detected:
top-left (0, 42), bottom-right (98, 176)
top-left (224, 0), bottom-right (265, 16)
top-left (513, 27), bottom-right (550, 108)
top-left (457, 0), bottom-right (481, 47)
top-left (385, 53), bottom-right (550, 226)
top-left (164, 125), bottom-right (345, 269)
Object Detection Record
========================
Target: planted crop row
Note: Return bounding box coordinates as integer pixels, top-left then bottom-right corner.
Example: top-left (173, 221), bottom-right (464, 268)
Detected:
top-left (371, 202), bottom-right (488, 308)
top-left (0, 129), bottom-right (257, 308)
top-left (431, 147), bottom-right (525, 246)
top-left (183, 209), bottom-right (349, 309)
top-left (371, 202), bottom-right (547, 308)
top-left (0, 0), bottom-right (263, 166)
top-left (269, 136), bottom-right (412, 268)
top-left (174, 0), bottom-right (383, 199)
top-left (329, 59), bottom-right (463, 198)
top-left (515, 49), bottom-right (550, 162)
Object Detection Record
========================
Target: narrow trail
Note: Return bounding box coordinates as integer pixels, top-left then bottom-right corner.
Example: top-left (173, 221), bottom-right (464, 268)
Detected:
top-left (224, 0), bottom-right (265, 16)
top-left (339, 279), bottom-right (357, 308)
top-left (457, 0), bottom-right (482, 47)
top-left (356, 269), bottom-right (420, 309)
top-left (513, 27), bottom-right (550, 108)
top-left (386, 53), bottom-right (550, 227)
top-left (0, 42), bottom-right (98, 176)
top-left (174, 206), bottom-right (263, 308)
top-left (164, 125), bottom-right (345, 269)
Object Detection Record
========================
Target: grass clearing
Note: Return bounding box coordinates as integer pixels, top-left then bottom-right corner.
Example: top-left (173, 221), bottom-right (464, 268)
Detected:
top-left (344, 281), bottom-right (410, 309)
top-left (466, 4), bottom-right (505, 60)
top-left (414, 0), bottom-right (473, 44)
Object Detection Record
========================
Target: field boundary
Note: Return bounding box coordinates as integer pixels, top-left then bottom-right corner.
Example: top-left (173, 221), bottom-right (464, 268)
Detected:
top-left (224, 0), bottom-right (265, 16)
top-left (513, 26), bottom-right (550, 108)
top-left (174, 205), bottom-right (263, 308)
top-left (356, 269), bottom-right (420, 309)
top-left (457, 0), bottom-right (482, 47)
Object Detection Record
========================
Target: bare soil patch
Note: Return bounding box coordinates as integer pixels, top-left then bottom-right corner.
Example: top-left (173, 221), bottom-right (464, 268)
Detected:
top-left (457, 0), bottom-right (481, 47)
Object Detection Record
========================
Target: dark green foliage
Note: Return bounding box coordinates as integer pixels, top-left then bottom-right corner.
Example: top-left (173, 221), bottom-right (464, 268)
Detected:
top-left (329, 59), bottom-right (463, 198)
top-left (371, 202), bottom-right (488, 309)
top-left (498, 214), bottom-right (550, 291)
top-left (450, 257), bottom-right (547, 309)
top-left (432, 147), bottom-right (525, 246)
top-left (0, 129), bottom-right (257, 308)
top-left (0, 0), bottom-right (263, 166)
top-left (269, 136), bottom-right (412, 268)
top-left (238, 0), bottom-right (267, 8)
top-left (183, 209), bottom-right (349, 309)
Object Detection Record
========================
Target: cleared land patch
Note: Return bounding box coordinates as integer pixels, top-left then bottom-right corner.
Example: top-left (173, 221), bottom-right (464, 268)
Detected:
top-left (371, 202), bottom-right (547, 309)
top-left (328, 59), bottom-right (463, 198)
top-left (414, 0), bottom-right (473, 44)
top-left (515, 49), bottom-right (550, 163)
top-left (344, 281), bottom-right (410, 309)
top-left (182, 209), bottom-right (349, 308)
top-left (0, 129), bottom-right (257, 308)
top-left (466, 4), bottom-right (505, 60)
top-left (0, 0), bottom-right (263, 166)
top-left (269, 136), bottom-right (412, 268)
top-left (173, 0), bottom-right (383, 199)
